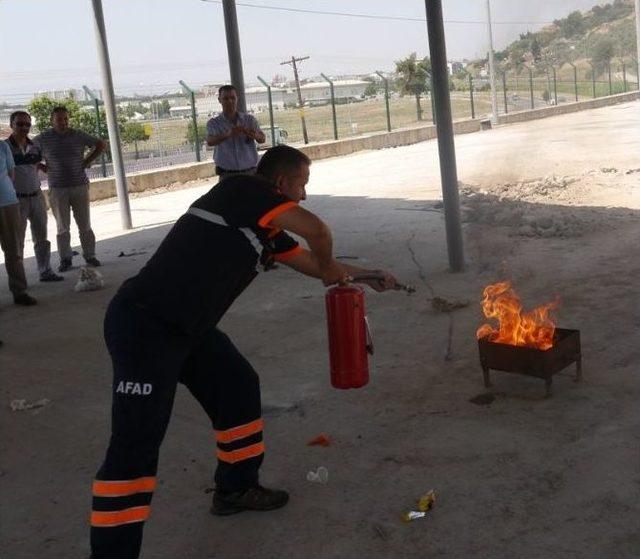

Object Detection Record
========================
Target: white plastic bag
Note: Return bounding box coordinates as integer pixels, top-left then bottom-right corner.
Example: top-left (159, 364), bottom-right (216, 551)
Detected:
top-left (74, 267), bottom-right (105, 292)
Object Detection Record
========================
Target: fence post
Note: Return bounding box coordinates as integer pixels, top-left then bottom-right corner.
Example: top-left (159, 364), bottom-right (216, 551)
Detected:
top-left (501, 71), bottom-right (508, 114)
top-left (569, 63), bottom-right (578, 102)
top-left (469, 74), bottom-right (475, 119)
top-left (587, 63), bottom-right (596, 98)
top-left (634, 58), bottom-right (640, 90)
top-left (622, 61), bottom-right (627, 92)
top-left (376, 71), bottom-right (391, 132)
top-left (527, 66), bottom-right (534, 109)
top-left (257, 75), bottom-right (276, 147)
top-left (607, 62), bottom-right (612, 95)
top-left (83, 85), bottom-right (107, 177)
top-left (552, 66), bottom-right (558, 105)
top-left (320, 73), bottom-right (338, 140)
top-left (179, 80), bottom-right (201, 162)
top-left (546, 68), bottom-right (552, 102)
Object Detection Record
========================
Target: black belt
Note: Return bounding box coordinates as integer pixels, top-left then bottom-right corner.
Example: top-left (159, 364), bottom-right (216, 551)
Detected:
top-left (16, 191), bottom-right (41, 198)
top-left (216, 166), bottom-right (255, 175)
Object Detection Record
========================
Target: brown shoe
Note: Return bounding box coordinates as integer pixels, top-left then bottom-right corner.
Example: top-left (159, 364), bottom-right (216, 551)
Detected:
top-left (211, 485), bottom-right (289, 516)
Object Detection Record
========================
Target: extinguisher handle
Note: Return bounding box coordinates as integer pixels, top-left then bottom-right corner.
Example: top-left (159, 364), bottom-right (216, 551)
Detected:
top-left (364, 316), bottom-right (374, 355)
top-left (351, 273), bottom-right (416, 294)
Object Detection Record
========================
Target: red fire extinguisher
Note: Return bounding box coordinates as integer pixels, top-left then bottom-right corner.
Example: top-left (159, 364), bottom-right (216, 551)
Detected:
top-left (325, 284), bottom-right (374, 389)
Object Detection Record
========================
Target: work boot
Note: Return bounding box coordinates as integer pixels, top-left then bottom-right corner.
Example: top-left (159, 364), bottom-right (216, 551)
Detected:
top-left (58, 258), bottom-right (72, 272)
top-left (40, 270), bottom-right (64, 282)
top-left (14, 293), bottom-right (37, 306)
top-left (85, 257), bottom-right (102, 267)
top-left (211, 485), bottom-right (289, 516)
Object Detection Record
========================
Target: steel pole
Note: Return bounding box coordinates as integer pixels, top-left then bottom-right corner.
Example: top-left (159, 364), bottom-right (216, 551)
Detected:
top-left (257, 76), bottom-right (276, 146)
top-left (570, 63), bottom-right (578, 102)
top-left (84, 86), bottom-right (109, 178)
top-left (321, 73), bottom-right (338, 140)
top-left (486, 0), bottom-right (499, 123)
top-left (469, 74), bottom-right (475, 118)
top-left (425, 0), bottom-right (465, 272)
top-left (528, 67), bottom-right (535, 109)
top-left (502, 71), bottom-right (508, 114)
top-left (222, 0), bottom-right (247, 112)
top-left (376, 71), bottom-right (391, 132)
top-left (552, 66), bottom-right (558, 105)
top-left (90, 0), bottom-right (131, 229)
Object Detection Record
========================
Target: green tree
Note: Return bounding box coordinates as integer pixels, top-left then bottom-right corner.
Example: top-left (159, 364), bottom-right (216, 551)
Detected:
top-left (150, 99), bottom-right (171, 119)
top-left (555, 11), bottom-right (585, 38)
top-left (363, 83), bottom-right (380, 97)
top-left (27, 96), bottom-right (84, 133)
top-left (591, 37), bottom-right (616, 72)
top-left (395, 52), bottom-right (431, 121)
top-left (121, 122), bottom-right (150, 159)
top-left (186, 122), bottom-right (207, 146)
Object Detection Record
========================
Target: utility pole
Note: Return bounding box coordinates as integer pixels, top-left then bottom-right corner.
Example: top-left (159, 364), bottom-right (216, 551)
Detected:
top-left (281, 55), bottom-right (309, 144)
top-left (486, 0), bottom-right (499, 124)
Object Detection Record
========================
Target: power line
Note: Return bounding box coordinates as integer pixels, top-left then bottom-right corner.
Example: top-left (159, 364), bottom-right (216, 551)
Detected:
top-left (199, 0), bottom-right (554, 25)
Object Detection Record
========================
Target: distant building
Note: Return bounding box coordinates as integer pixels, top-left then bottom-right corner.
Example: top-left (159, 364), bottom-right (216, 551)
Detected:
top-left (33, 88), bottom-right (99, 101)
top-left (298, 79), bottom-right (368, 106)
top-left (169, 105), bottom-right (193, 118)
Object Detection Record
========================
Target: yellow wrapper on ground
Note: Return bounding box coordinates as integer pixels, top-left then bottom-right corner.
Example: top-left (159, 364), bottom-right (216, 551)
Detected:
top-left (418, 490), bottom-right (437, 512)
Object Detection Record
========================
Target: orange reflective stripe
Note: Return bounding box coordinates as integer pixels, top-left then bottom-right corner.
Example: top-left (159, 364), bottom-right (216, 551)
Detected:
top-left (257, 201), bottom-right (297, 229)
top-left (274, 245), bottom-right (304, 262)
top-left (93, 477), bottom-right (156, 497)
top-left (91, 506), bottom-right (150, 527)
top-left (216, 442), bottom-right (265, 464)
top-left (215, 419), bottom-right (263, 444)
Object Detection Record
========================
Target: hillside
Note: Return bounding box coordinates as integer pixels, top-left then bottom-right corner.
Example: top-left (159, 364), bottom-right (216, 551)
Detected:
top-left (488, 0), bottom-right (637, 78)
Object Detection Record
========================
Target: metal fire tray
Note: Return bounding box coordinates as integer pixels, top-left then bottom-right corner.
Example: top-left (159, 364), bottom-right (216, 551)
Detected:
top-left (478, 328), bottom-right (582, 397)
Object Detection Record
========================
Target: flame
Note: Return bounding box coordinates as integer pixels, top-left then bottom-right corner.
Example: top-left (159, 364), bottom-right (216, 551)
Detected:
top-left (476, 281), bottom-right (558, 350)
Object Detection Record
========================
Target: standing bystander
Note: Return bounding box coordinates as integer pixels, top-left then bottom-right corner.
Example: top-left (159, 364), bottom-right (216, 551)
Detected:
top-left (34, 106), bottom-right (106, 272)
top-left (0, 139), bottom-right (37, 305)
top-left (6, 111), bottom-right (63, 282)
top-left (206, 85), bottom-right (265, 179)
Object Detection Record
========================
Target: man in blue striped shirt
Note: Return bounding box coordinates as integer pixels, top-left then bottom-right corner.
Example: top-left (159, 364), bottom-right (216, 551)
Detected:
top-left (206, 85), bottom-right (265, 178)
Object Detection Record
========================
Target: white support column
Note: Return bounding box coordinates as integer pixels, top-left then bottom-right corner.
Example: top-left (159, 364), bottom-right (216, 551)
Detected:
top-left (90, 0), bottom-right (132, 230)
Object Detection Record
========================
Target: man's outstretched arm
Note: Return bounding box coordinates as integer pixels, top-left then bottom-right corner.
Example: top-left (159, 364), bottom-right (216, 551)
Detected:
top-left (270, 206), bottom-right (397, 291)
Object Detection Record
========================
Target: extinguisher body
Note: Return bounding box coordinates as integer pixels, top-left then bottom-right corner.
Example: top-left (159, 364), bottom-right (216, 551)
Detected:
top-left (325, 285), bottom-right (371, 389)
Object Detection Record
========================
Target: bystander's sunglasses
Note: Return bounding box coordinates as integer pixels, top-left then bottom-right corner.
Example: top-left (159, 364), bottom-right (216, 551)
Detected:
top-left (15, 122), bottom-right (31, 128)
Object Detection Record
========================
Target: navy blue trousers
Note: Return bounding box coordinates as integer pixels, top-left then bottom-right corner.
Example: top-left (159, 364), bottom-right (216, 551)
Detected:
top-left (90, 296), bottom-right (264, 559)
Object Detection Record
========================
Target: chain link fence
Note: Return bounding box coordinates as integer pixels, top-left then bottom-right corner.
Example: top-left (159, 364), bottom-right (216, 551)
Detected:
top-left (2, 60), bottom-right (638, 182)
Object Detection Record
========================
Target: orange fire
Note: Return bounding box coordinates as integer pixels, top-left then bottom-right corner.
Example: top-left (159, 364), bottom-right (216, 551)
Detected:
top-left (476, 281), bottom-right (559, 350)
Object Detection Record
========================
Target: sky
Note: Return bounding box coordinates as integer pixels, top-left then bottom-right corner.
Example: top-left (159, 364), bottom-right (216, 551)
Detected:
top-left (0, 0), bottom-right (610, 102)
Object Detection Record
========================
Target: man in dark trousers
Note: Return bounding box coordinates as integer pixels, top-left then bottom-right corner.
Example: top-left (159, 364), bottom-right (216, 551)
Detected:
top-left (90, 145), bottom-right (397, 559)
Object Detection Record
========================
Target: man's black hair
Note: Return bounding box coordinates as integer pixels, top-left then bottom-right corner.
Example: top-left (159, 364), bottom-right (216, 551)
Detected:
top-left (10, 110), bottom-right (30, 125)
top-left (256, 145), bottom-right (311, 182)
top-left (51, 106), bottom-right (69, 116)
top-left (218, 84), bottom-right (237, 96)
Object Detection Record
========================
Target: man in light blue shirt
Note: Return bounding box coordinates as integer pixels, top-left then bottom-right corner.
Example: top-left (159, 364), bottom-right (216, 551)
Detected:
top-left (0, 140), bottom-right (36, 306)
top-left (205, 85), bottom-right (265, 179)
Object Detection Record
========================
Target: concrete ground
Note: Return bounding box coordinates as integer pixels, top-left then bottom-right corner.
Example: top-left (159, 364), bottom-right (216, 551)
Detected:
top-left (1, 101), bottom-right (639, 558)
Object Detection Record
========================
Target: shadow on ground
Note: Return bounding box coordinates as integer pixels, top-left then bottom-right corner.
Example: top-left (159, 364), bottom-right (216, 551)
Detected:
top-left (1, 190), bottom-right (639, 559)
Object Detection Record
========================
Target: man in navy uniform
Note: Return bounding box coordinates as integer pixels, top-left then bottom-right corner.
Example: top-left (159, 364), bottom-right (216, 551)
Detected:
top-left (90, 145), bottom-right (396, 559)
